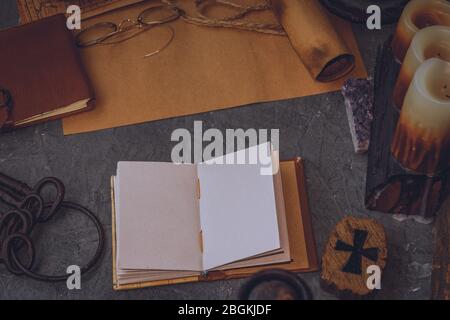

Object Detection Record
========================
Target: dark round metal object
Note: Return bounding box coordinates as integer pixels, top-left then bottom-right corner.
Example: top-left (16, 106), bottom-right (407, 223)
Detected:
top-left (320, 0), bottom-right (410, 25)
top-left (238, 269), bottom-right (312, 300)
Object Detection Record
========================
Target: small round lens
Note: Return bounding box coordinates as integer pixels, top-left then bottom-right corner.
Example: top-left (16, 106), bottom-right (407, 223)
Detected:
top-left (138, 5), bottom-right (179, 26)
top-left (76, 22), bottom-right (118, 48)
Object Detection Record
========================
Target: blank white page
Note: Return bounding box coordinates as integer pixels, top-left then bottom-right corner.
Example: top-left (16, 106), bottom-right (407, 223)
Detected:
top-left (116, 162), bottom-right (202, 271)
top-left (198, 148), bottom-right (280, 270)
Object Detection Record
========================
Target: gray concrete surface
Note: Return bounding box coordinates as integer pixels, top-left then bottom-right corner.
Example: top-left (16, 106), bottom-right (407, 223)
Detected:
top-left (0, 1), bottom-right (435, 299)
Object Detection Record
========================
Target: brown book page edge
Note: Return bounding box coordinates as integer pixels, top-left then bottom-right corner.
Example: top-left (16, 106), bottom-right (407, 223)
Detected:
top-left (294, 157), bottom-right (319, 271)
top-left (14, 99), bottom-right (95, 129)
top-left (111, 158), bottom-right (318, 291)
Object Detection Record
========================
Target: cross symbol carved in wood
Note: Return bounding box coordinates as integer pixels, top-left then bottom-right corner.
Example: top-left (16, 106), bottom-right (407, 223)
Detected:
top-left (335, 229), bottom-right (379, 275)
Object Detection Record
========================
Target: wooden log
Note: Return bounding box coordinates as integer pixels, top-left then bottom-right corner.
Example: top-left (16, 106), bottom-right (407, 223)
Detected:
top-left (365, 41), bottom-right (449, 216)
top-left (431, 201), bottom-right (450, 300)
top-left (321, 216), bottom-right (387, 299)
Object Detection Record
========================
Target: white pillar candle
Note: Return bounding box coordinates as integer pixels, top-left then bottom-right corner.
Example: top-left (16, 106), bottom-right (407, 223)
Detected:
top-left (392, 0), bottom-right (450, 62)
top-left (391, 58), bottom-right (450, 176)
top-left (393, 26), bottom-right (450, 109)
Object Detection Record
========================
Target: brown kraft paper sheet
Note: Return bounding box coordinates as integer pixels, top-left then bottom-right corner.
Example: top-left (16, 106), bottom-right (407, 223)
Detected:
top-left (61, 0), bottom-right (367, 135)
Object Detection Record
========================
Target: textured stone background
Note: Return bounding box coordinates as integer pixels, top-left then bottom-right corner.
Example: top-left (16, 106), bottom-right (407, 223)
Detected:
top-left (0, 0), bottom-right (436, 299)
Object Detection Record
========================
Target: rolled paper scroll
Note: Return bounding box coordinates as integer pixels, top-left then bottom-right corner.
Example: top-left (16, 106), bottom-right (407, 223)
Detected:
top-left (391, 58), bottom-right (450, 176)
top-left (392, 0), bottom-right (450, 63)
top-left (272, 0), bottom-right (355, 82)
top-left (393, 26), bottom-right (450, 109)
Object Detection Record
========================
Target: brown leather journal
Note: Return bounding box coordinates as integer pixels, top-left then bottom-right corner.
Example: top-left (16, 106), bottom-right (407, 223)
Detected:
top-left (0, 14), bottom-right (94, 131)
top-left (111, 158), bottom-right (318, 290)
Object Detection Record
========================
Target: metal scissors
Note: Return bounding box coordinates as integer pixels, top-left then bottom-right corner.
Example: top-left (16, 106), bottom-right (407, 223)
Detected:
top-left (0, 172), bottom-right (104, 282)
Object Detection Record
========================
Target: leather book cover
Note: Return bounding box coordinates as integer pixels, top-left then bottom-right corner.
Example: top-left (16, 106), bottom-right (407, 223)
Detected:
top-left (111, 158), bottom-right (319, 290)
top-left (0, 14), bottom-right (94, 130)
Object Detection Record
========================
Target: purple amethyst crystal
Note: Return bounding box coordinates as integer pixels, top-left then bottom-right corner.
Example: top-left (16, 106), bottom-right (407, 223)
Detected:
top-left (341, 78), bottom-right (374, 154)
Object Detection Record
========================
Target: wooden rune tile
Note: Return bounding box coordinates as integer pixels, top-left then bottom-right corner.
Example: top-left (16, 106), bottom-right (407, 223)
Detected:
top-left (321, 216), bottom-right (387, 298)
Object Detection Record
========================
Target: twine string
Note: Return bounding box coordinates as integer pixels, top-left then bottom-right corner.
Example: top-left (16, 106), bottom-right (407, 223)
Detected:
top-left (162, 0), bottom-right (286, 35)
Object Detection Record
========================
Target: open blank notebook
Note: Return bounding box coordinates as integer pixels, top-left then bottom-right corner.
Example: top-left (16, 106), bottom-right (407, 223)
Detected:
top-left (113, 146), bottom-right (291, 285)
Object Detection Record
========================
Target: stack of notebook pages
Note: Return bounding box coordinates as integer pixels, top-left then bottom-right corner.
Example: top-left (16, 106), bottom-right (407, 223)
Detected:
top-left (111, 143), bottom-right (318, 290)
